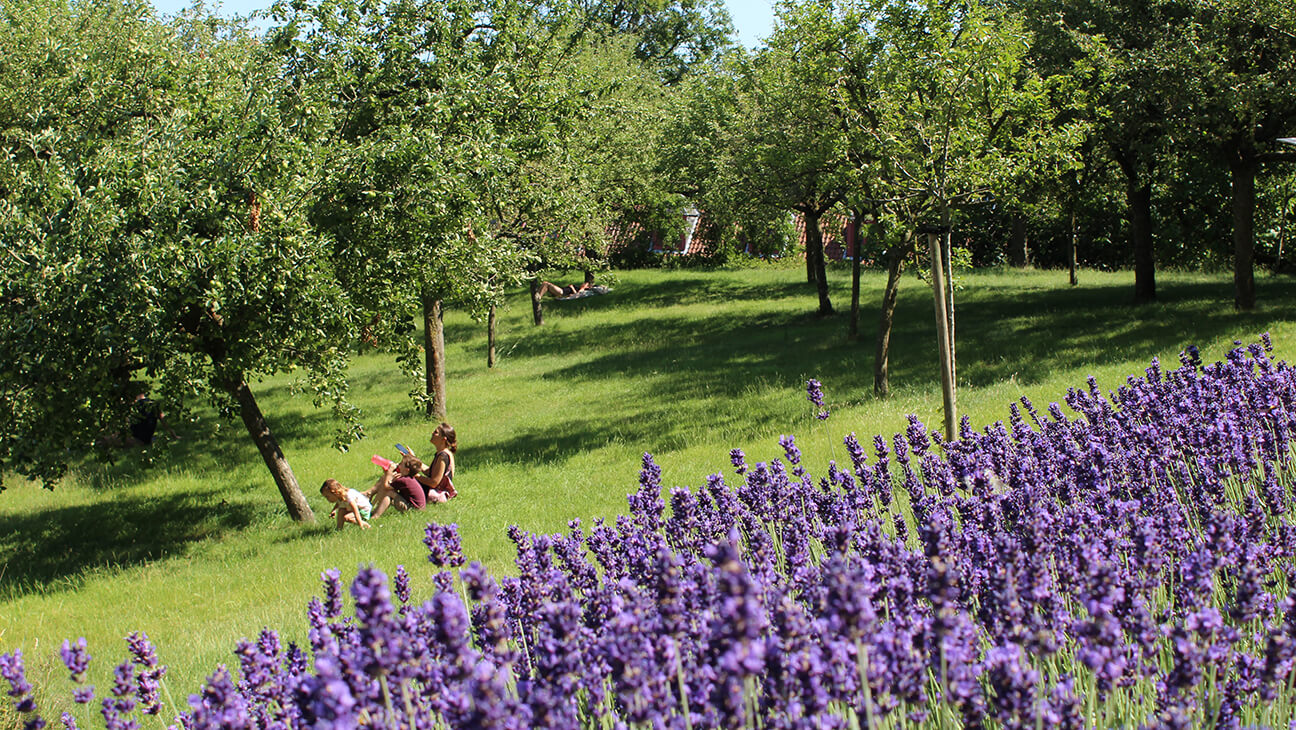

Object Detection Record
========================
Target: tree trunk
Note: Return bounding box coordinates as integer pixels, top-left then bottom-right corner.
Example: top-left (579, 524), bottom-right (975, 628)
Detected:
top-left (1069, 207), bottom-right (1079, 287)
top-left (928, 230), bottom-right (957, 441)
top-left (223, 376), bottom-right (314, 522)
top-left (247, 191), bottom-right (261, 233)
top-left (804, 209), bottom-right (833, 315)
top-left (1008, 215), bottom-right (1028, 267)
top-left (423, 295), bottom-right (446, 420)
top-left (530, 278), bottom-right (544, 326)
top-left (1116, 157), bottom-right (1157, 303)
top-left (1113, 144), bottom-right (1157, 303)
top-left (1277, 188), bottom-right (1291, 270)
top-left (848, 215), bottom-right (864, 340)
top-left (874, 230), bottom-right (913, 397)
top-left (487, 304), bottom-right (497, 368)
top-left (1229, 147), bottom-right (1258, 310)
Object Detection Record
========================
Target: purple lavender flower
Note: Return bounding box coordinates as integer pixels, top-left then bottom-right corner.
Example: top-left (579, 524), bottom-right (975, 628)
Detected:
top-left (806, 379), bottom-right (829, 420)
top-left (59, 640), bottom-right (95, 705)
top-left (234, 629), bottom-right (279, 701)
top-left (729, 448), bottom-right (747, 475)
top-left (285, 642), bottom-right (308, 676)
top-left (424, 523), bottom-right (466, 568)
top-left (125, 632), bottom-right (165, 715)
top-left (461, 561), bottom-right (516, 664)
top-left (1042, 676), bottom-right (1083, 730)
top-left (1, 651), bottom-right (43, 727)
top-left (393, 565), bottom-right (411, 605)
top-left (321, 568), bottom-right (344, 618)
top-left (463, 656), bottom-right (533, 728)
top-left (984, 643), bottom-right (1040, 730)
top-left (100, 661), bottom-right (136, 730)
top-left (843, 433), bottom-right (866, 472)
top-left (29, 339), bottom-right (1296, 729)
top-left (779, 434), bottom-right (805, 478)
top-left (60, 639), bottom-right (90, 681)
top-left (351, 565), bottom-right (396, 633)
top-left (185, 666), bottom-right (250, 730)
top-left (297, 655), bottom-right (356, 730)
top-left (628, 453), bottom-right (667, 532)
top-left (306, 597), bottom-right (334, 655)
top-left (904, 414), bottom-right (931, 456)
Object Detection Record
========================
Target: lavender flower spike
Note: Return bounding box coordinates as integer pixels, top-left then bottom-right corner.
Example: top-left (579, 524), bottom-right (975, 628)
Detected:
top-left (806, 378), bottom-right (830, 420)
top-left (126, 632), bottom-right (166, 716)
top-left (729, 448), bottom-right (748, 475)
top-left (1, 650), bottom-right (43, 726)
top-left (424, 523), bottom-right (466, 568)
top-left (321, 568), bottom-right (344, 619)
top-left (60, 639), bottom-right (91, 683)
top-left (393, 564), bottom-right (412, 605)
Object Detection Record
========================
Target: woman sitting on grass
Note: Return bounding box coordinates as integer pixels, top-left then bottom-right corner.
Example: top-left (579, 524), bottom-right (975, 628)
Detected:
top-left (368, 423), bottom-right (458, 517)
top-left (320, 479), bottom-right (371, 530)
top-left (420, 422), bottom-right (457, 502)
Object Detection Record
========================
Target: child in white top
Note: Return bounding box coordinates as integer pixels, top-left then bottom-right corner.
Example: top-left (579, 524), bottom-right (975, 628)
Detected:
top-left (321, 478), bottom-right (372, 530)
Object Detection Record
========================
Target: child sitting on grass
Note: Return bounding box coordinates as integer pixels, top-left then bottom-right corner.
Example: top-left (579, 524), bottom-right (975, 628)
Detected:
top-left (321, 478), bottom-right (372, 530)
top-left (367, 454), bottom-right (427, 517)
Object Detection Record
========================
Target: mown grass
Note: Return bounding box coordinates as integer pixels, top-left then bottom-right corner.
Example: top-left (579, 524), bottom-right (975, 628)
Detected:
top-left (2, 264), bottom-right (1294, 719)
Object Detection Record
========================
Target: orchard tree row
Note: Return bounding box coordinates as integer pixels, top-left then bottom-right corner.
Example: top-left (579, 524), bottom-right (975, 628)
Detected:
top-left (0, 0), bottom-right (717, 516)
top-left (672, 0), bottom-right (1296, 415)
top-left (684, 0), bottom-right (1296, 315)
top-left (3, 0), bottom-right (1295, 518)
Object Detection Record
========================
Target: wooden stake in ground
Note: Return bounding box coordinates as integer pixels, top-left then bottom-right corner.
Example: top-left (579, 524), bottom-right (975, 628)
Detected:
top-left (1069, 208), bottom-right (1079, 287)
top-left (488, 304), bottom-right (497, 368)
top-left (925, 224), bottom-right (957, 441)
top-left (848, 213), bottom-right (863, 340)
top-left (943, 229), bottom-right (957, 392)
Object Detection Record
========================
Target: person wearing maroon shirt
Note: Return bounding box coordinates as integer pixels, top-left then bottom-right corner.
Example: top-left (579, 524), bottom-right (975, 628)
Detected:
top-left (366, 423), bottom-right (457, 516)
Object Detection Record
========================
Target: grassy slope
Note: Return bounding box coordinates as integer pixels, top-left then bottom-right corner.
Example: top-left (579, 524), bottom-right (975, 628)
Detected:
top-left (2, 265), bottom-right (1294, 712)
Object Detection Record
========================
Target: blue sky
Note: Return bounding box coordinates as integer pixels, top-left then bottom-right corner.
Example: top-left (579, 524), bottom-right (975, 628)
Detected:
top-left (150, 0), bottom-right (775, 48)
top-left (724, 0), bottom-right (776, 48)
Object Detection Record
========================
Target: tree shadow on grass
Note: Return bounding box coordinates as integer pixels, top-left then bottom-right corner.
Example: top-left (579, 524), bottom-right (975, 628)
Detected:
top-left (57, 273), bottom-right (1295, 505)
top-left (73, 415), bottom-right (255, 492)
top-left (469, 275), bottom-right (1295, 467)
top-left (0, 492), bottom-right (258, 601)
top-left (501, 291), bottom-right (820, 364)
top-left (71, 395), bottom-right (420, 493)
top-left (946, 278), bottom-right (1287, 388)
top-left (500, 275), bottom-right (813, 333)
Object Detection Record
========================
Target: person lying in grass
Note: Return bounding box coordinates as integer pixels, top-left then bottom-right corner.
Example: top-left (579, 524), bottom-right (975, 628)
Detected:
top-left (320, 478), bottom-right (371, 530)
top-left (537, 279), bottom-right (593, 299)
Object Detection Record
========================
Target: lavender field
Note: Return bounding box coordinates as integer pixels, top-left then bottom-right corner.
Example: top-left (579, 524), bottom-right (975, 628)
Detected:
top-left (7, 338), bottom-right (1296, 728)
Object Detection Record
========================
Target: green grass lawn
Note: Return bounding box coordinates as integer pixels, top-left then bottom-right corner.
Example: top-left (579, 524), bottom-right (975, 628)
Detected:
top-left (3, 264), bottom-right (1295, 715)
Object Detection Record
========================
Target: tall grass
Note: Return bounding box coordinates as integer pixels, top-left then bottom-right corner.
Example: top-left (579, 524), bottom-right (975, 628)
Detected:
top-left (2, 265), bottom-right (1294, 713)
